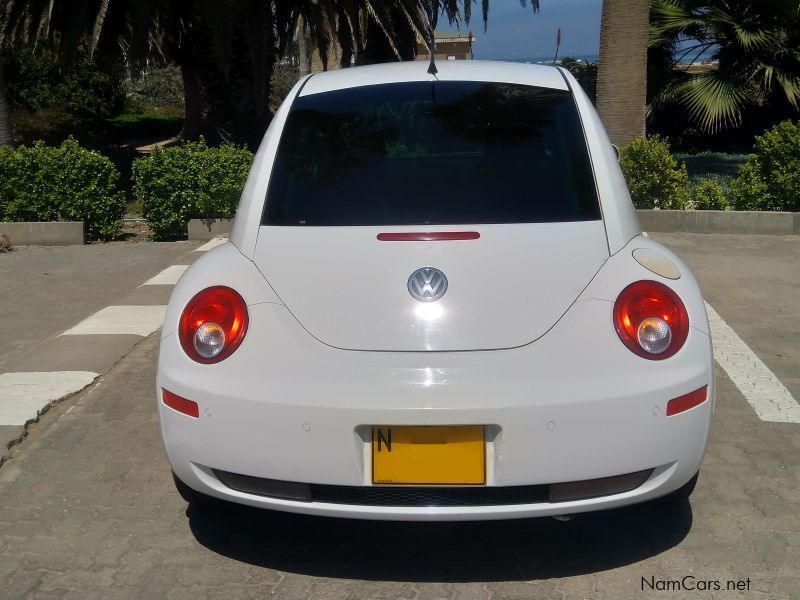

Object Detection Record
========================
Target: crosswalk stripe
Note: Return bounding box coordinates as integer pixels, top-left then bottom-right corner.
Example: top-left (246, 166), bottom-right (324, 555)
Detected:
top-left (140, 265), bottom-right (189, 286)
top-left (194, 236), bottom-right (228, 252)
top-left (60, 306), bottom-right (167, 337)
top-left (708, 302), bottom-right (800, 423)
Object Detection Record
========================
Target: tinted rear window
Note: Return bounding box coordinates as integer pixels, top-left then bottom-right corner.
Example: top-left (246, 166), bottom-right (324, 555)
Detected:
top-left (263, 81), bottom-right (600, 226)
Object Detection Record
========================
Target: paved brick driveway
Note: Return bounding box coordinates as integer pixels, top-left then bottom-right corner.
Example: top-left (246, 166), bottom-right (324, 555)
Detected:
top-left (0, 233), bottom-right (798, 599)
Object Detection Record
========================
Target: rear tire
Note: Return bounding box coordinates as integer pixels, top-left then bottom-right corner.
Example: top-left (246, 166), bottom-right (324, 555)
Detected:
top-left (172, 472), bottom-right (219, 507)
top-left (656, 471), bottom-right (698, 505)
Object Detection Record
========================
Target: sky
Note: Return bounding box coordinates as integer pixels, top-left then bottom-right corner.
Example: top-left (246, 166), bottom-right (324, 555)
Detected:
top-left (439, 0), bottom-right (603, 61)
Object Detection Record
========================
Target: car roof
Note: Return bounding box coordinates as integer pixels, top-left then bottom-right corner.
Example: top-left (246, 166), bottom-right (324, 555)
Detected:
top-left (299, 60), bottom-right (569, 96)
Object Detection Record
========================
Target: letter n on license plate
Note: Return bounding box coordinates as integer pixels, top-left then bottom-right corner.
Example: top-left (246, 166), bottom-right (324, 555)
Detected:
top-left (371, 425), bottom-right (485, 485)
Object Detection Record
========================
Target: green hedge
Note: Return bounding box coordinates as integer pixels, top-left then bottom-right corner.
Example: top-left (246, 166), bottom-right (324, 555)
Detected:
top-left (732, 120), bottom-right (800, 212)
top-left (691, 179), bottom-right (729, 210)
top-left (5, 49), bottom-right (125, 119)
top-left (0, 138), bottom-right (125, 240)
top-left (132, 139), bottom-right (253, 240)
top-left (619, 135), bottom-right (691, 210)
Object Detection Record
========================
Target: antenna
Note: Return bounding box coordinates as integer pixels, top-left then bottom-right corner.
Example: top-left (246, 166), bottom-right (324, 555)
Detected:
top-left (426, 1), bottom-right (438, 75)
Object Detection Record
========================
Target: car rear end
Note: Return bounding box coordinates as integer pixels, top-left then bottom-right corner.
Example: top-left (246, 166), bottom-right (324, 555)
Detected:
top-left (157, 62), bottom-right (714, 520)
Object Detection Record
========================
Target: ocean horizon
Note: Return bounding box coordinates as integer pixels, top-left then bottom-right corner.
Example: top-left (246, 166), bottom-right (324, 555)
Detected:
top-left (484, 48), bottom-right (716, 65)
top-left (487, 53), bottom-right (600, 64)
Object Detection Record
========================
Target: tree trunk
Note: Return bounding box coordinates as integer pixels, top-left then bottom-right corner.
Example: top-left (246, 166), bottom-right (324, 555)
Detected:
top-left (595, 0), bottom-right (650, 146)
top-left (175, 4), bottom-right (276, 147)
top-left (0, 61), bottom-right (14, 148)
top-left (297, 19), bottom-right (310, 77)
top-left (179, 53), bottom-right (211, 140)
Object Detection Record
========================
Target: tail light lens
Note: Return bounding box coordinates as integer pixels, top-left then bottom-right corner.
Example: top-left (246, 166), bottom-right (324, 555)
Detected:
top-left (179, 286), bottom-right (248, 363)
top-left (613, 281), bottom-right (689, 359)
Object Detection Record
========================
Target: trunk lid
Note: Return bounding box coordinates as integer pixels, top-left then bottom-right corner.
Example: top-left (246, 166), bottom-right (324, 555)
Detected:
top-left (252, 222), bottom-right (608, 351)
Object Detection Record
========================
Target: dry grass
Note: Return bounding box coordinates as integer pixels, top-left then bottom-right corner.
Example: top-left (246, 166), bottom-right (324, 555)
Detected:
top-left (0, 233), bottom-right (12, 252)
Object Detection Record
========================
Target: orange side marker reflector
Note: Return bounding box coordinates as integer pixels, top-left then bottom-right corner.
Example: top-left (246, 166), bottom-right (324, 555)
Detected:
top-left (666, 385), bottom-right (708, 416)
top-left (162, 389), bottom-right (199, 418)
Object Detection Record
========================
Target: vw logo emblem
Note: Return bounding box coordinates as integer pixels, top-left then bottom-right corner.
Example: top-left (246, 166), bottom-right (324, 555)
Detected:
top-left (407, 267), bottom-right (448, 302)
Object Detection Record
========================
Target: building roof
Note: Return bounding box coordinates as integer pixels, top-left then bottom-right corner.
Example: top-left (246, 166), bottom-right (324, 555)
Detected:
top-left (432, 31), bottom-right (474, 43)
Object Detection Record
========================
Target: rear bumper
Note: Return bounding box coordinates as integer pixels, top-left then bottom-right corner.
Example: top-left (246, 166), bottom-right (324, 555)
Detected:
top-left (157, 299), bottom-right (714, 520)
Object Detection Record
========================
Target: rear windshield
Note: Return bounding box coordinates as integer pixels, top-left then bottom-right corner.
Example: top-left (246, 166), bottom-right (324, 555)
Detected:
top-left (263, 81), bottom-right (600, 226)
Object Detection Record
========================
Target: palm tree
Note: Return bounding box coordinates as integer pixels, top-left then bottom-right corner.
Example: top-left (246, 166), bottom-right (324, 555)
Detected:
top-left (595, 0), bottom-right (651, 145)
top-left (649, 0), bottom-right (800, 132)
top-left (0, 60), bottom-right (12, 146)
top-left (1, 1), bottom-right (540, 145)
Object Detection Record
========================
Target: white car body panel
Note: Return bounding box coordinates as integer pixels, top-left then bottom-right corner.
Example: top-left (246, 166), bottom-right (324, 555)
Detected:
top-left (252, 222), bottom-right (608, 351)
top-left (229, 74), bottom-right (312, 259)
top-left (558, 67), bottom-right (641, 255)
top-left (298, 60), bottom-right (568, 96)
top-left (160, 61), bottom-right (714, 520)
top-left (158, 255), bottom-right (713, 518)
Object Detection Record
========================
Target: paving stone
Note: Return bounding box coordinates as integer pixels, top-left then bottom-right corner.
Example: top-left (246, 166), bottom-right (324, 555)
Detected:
top-left (0, 425), bottom-right (24, 463)
top-left (6, 335), bottom-right (143, 374)
top-left (119, 284), bottom-right (178, 306)
top-left (0, 233), bottom-right (799, 598)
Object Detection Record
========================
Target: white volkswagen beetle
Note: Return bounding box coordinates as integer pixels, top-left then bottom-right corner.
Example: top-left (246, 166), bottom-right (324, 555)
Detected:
top-left (157, 61), bottom-right (714, 520)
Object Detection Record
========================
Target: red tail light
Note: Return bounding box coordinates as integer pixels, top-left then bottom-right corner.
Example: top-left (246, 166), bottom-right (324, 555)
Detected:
top-left (613, 280), bottom-right (689, 359)
top-left (179, 286), bottom-right (248, 364)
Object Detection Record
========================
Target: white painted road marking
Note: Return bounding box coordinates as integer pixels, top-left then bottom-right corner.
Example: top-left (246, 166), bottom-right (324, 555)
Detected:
top-left (194, 236), bottom-right (228, 252)
top-left (60, 306), bottom-right (167, 337)
top-left (0, 372), bottom-right (98, 425)
top-left (140, 265), bottom-right (189, 286)
top-left (707, 302), bottom-right (800, 423)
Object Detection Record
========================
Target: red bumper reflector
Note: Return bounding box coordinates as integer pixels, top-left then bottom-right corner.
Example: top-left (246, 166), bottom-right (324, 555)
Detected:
top-left (162, 389), bottom-right (199, 418)
top-left (666, 385), bottom-right (708, 416)
top-left (377, 231), bottom-right (480, 241)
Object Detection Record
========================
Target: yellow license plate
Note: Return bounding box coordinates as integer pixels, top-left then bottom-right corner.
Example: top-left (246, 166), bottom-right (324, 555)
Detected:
top-left (371, 425), bottom-right (485, 485)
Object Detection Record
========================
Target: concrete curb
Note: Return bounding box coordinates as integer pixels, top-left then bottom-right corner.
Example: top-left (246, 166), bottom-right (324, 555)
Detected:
top-left (637, 210), bottom-right (800, 235)
top-left (0, 221), bottom-right (85, 246)
top-left (188, 218), bottom-right (233, 241)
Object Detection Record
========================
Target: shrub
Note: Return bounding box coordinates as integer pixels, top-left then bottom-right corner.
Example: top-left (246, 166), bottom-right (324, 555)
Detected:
top-left (0, 138), bottom-right (125, 240)
top-left (0, 233), bottom-right (11, 252)
top-left (675, 152), bottom-right (747, 182)
top-left (3, 49), bottom-right (60, 111)
top-left (125, 66), bottom-right (185, 109)
top-left (619, 135), bottom-right (692, 210)
top-left (4, 49), bottom-right (125, 119)
top-left (731, 120), bottom-right (800, 211)
top-left (0, 147), bottom-right (8, 219)
top-left (59, 61), bottom-right (126, 119)
top-left (269, 61), bottom-right (301, 108)
top-left (731, 161), bottom-right (769, 210)
top-left (561, 58), bottom-right (597, 103)
top-left (690, 179), bottom-right (729, 210)
top-left (132, 139), bottom-right (253, 239)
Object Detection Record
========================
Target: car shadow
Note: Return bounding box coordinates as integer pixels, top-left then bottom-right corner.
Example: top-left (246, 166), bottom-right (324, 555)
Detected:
top-left (187, 499), bottom-right (692, 581)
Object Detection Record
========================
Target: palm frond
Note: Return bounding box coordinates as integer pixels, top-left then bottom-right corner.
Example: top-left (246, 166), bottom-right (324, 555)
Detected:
top-left (674, 71), bottom-right (754, 131)
top-left (89, 0), bottom-right (110, 58)
top-left (649, 0), bottom-right (708, 46)
top-left (363, 0), bottom-right (402, 60)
